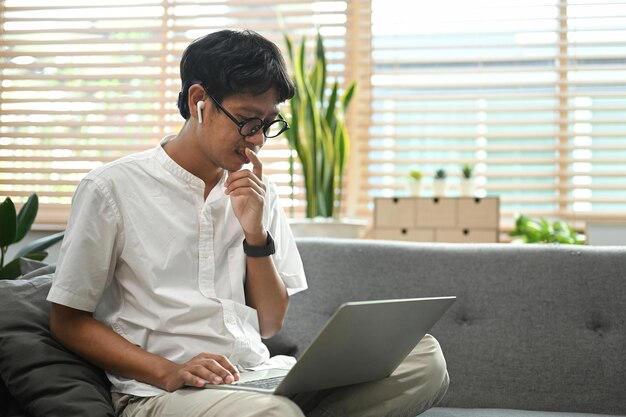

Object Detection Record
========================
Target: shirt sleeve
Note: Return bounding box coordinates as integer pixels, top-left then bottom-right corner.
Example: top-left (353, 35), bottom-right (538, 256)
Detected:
top-left (47, 177), bottom-right (124, 312)
top-left (265, 179), bottom-right (307, 296)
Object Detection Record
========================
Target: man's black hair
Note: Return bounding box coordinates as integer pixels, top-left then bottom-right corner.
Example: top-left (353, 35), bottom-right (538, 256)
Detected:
top-left (177, 29), bottom-right (295, 119)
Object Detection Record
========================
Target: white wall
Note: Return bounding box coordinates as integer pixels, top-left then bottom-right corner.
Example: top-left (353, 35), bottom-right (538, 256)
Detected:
top-left (586, 222), bottom-right (626, 246)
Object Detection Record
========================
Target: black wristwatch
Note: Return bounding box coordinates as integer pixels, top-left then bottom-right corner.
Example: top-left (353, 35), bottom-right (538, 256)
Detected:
top-left (243, 232), bottom-right (276, 257)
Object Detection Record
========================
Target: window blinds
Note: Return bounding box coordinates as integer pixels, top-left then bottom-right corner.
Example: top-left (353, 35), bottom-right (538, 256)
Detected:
top-left (2, 0), bottom-right (625, 230)
top-left (0, 0), bottom-right (365, 226)
top-left (364, 0), bottom-right (626, 228)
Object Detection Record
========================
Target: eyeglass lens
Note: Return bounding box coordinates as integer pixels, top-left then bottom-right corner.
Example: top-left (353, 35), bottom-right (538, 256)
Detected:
top-left (240, 119), bottom-right (288, 138)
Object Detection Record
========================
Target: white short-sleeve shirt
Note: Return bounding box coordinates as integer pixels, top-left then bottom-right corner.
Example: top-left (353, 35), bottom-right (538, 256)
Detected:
top-left (47, 136), bottom-right (307, 397)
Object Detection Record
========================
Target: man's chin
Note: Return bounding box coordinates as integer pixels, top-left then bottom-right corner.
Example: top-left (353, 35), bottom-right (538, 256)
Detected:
top-left (224, 160), bottom-right (246, 172)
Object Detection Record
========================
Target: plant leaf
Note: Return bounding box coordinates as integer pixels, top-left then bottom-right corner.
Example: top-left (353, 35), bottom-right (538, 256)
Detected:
top-left (0, 197), bottom-right (17, 247)
top-left (0, 258), bottom-right (22, 279)
top-left (509, 215), bottom-right (585, 245)
top-left (325, 82), bottom-right (339, 128)
top-left (22, 251), bottom-right (48, 261)
top-left (15, 231), bottom-right (64, 259)
top-left (15, 193), bottom-right (38, 243)
top-left (340, 81), bottom-right (356, 111)
top-left (315, 32), bottom-right (327, 100)
top-left (284, 34), bottom-right (295, 68)
top-left (0, 252), bottom-right (47, 280)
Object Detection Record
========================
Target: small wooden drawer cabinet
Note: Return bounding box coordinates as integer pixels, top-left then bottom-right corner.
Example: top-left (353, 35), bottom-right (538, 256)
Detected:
top-left (373, 197), bottom-right (500, 243)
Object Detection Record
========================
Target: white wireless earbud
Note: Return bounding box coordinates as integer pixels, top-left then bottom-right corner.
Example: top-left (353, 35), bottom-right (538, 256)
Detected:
top-left (196, 100), bottom-right (205, 124)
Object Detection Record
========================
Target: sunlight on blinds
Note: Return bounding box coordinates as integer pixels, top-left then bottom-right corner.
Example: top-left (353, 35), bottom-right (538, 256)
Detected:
top-left (365, 0), bottom-right (626, 226)
top-left (2, 0), bottom-right (625, 229)
top-left (0, 0), bottom-right (359, 226)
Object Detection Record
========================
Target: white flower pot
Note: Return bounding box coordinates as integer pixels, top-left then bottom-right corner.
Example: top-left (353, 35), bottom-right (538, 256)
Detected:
top-left (459, 178), bottom-right (475, 197)
top-left (432, 180), bottom-right (447, 197)
top-left (407, 181), bottom-right (422, 197)
top-left (288, 217), bottom-right (368, 239)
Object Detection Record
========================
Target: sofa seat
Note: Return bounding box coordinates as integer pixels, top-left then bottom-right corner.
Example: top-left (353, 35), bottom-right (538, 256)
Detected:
top-left (423, 408), bottom-right (624, 417)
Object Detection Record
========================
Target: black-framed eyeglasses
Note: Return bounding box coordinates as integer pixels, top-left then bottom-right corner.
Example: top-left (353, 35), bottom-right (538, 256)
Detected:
top-left (209, 96), bottom-right (289, 139)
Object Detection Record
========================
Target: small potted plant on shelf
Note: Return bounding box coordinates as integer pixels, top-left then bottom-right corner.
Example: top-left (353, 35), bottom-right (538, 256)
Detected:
top-left (433, 168), bottom-right (447, 197)
top-left (459, 163), bottom-right (474, 197)
top-left (407, 169), bottom-right (422, 196)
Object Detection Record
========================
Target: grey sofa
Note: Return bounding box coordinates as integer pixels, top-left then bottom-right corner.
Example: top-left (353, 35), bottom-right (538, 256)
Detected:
top-left (275, 238), bottom-right (626, 417)
top-left (1, 238), bottom-right (625, 416)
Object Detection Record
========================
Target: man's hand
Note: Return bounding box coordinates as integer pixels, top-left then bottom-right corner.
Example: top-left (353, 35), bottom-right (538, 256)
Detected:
top-left (164, 352), bottom-right (240, 392)
top-left (50, 304), bottom-right (240, 393)
top-left (224, 148), bottom-right (288, 338)
top-left (225, 148), bottom-right (266, 242)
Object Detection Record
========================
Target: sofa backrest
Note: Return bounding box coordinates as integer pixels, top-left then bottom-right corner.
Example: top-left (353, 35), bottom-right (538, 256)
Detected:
top-left (277, 238), bottom-right (626, 415)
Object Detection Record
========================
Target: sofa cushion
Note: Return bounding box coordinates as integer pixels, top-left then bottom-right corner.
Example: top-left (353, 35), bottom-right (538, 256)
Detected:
top-left (18, 258), bottom-right (53, 276)
top-left (0, 269), bottom-right (115, 417)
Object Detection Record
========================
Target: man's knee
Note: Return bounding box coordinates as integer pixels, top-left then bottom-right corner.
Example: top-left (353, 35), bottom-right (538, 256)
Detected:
top-left (252, 395), bottom-right (305, 417)
top-left (415, 334), bottom-right (450, 406)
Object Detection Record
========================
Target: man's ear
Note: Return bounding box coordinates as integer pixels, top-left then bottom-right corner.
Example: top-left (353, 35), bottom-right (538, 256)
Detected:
top-left (188, 84), bottom-right (206, 123)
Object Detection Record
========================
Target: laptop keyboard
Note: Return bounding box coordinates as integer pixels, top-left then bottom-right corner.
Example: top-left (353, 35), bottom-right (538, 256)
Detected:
top-left (237, 375), bottom-right (285, 390)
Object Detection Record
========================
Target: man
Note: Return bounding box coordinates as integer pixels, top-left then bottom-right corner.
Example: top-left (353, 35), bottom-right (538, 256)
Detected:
top-left (48, 29), bottom-right (449, 417)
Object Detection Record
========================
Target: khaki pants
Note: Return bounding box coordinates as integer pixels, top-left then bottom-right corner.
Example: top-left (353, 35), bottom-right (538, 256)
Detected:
top-left (112, 334), bottom-right (449, 417)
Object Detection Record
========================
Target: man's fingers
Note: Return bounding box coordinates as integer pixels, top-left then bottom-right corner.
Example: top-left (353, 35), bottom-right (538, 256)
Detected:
top-left (225, 178), bottom-right (264, 197)
top-left (183, 363), bottom-right (229, 385)
top-left (192, 354), bottom-right (239, 384)
top-left (205, 354), bottom-right (239, 377)
top-left (246, 148), bottom-right (262, 179)
top-left (182, 370), bottom-right (208, 388)
top-left (225, 169), bottom-right (266, 196)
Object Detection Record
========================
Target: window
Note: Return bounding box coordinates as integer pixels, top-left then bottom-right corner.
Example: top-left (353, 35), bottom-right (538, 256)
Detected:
top-left (2, 0), bottom-right (625, 230)
top-left (364, 0), bottom-right (626, 229)
top-left (0, 0), bottom-right (365, 226)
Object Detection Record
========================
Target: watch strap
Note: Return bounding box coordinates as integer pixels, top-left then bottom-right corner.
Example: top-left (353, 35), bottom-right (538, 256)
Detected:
top-left (243, 232), bottom-right (276, 257)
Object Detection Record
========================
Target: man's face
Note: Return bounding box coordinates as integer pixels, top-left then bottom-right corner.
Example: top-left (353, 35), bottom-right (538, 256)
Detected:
top-left (199, 88), bottom-right (280, 172)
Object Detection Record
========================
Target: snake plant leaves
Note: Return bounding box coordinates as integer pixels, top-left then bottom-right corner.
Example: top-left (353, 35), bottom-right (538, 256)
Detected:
top-left (283, 32), bottom-right (356, 219)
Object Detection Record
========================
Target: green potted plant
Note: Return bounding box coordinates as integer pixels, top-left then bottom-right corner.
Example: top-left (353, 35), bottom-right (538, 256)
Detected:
top-left (408, 169), bottom-right (422, 196)
top-left (283, 33), bottom-right (362, 237)
top-left (509, 215), bottom-right (585, 245)
top-left (1, 194), bottom-right (64, 279)
top-left (433, 168), bottom-right (447, 197)
top-left (459, 163), bottom-right (474, 197)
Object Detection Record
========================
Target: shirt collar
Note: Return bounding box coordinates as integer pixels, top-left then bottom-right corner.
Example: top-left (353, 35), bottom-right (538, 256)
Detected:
top-left (155, 135), bottom-right (227, 198)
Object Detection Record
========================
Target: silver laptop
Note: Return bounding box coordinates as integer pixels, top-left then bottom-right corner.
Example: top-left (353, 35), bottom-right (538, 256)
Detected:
top-left (204, 296), bottom-right (456, 397)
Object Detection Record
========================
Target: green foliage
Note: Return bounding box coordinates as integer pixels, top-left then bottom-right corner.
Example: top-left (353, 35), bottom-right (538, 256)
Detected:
top-left (434, 169), bottom-right (447, 180)
top-left (461, 164), bottom-right (473, 179)
top-left (283, 32), bottom-right (357, 218)
top-left (509, 215), bottom-right (586, 245)
top-left (409, 170), bottom-right (422, 181)
top-left (0, 194), bottom-right (65, 279)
